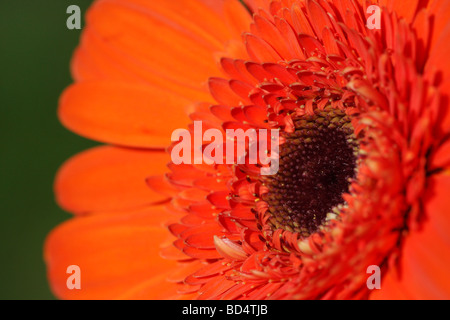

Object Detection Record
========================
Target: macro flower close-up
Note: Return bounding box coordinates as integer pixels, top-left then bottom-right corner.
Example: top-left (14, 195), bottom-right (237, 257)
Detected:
top-left (44, 0), bottom-right (450, 300)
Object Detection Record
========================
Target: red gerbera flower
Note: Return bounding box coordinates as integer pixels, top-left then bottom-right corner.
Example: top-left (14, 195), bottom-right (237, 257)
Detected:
top-left (46, 0), bottom-right (450, 299)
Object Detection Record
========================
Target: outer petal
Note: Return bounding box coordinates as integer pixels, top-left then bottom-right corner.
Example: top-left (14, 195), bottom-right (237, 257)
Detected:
top-left (73, 0), bottom-right (247, 87)
top-left (44, 205), bottom-right (179, 300)
top-left (244, 0), bottom-right (271, 12)
top-left (371, 172), bottom-right (450, 299)
top-left (55, 145), bottom-right (170, 214)
top-left (59, 82), bottom-right (193, 149)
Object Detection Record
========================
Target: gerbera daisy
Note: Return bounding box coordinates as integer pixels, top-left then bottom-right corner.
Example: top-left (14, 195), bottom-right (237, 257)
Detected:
top-left (46, 0), bottom-right (450, 299)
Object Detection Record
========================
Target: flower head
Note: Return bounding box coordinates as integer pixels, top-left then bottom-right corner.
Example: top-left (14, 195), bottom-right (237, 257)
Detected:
top-left (46, 0), bottom-right (450, 299)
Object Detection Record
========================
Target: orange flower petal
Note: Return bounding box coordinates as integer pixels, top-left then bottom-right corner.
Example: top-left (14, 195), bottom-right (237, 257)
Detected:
top-left (72, 32), bottom-right (214, 103)
top-left (73, 0), bottom-right (250, 88)
top-left (146, 175), bottom-right (180, 198)
top-left (427, 0), bottom-right (450, 53)
top-left (118, 269), bottom-right (199, 299)
top-left (245, 0), bottom-right (271, 13)
top-left (424, 2), bottom-right (450, 131)
top-left (55, 145), bottom-right (170, 214)
top-left (429, 139), bottom-right (450, 170)
top-left (44, 206), bottom-right (177, 300)
top-left (385, 0), bottom-right (422, 24)
top-left (117, 272), bottom-right (182, 300)
top-left (371, 172), bottom-right (450, 299)
top-left (224, 0), bottom-right (253, 39)
top-left (59, 82), bottom-right (192, 149)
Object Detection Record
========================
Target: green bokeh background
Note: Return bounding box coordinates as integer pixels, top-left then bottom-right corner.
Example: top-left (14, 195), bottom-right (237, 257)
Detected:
top-left (0, 0), bottom-right (95, 299)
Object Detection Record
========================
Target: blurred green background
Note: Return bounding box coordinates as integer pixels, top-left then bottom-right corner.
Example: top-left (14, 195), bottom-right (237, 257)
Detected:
top-left (0, 0), bottom-right (95, 299)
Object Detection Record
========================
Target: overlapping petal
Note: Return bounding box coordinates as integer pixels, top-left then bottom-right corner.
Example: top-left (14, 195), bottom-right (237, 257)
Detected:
top-left (55, 146), bottom-right (171, 214)
top-left (44, 205), bottom-right (179, 299)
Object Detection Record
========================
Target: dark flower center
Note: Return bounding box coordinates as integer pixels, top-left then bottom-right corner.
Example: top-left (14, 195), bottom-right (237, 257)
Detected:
top-left (263, 107), bottom-right (359, 237)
